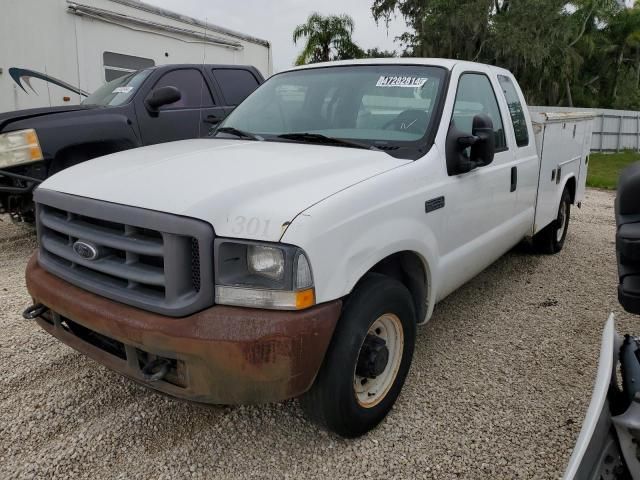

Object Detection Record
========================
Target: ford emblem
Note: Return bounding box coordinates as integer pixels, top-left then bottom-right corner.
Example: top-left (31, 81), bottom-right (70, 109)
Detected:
top-left (73, 240), bottom-right (99, 261)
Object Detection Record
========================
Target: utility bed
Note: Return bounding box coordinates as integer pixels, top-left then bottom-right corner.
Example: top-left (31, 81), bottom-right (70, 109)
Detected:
top-left (530, 111), bottom-right (595, 234)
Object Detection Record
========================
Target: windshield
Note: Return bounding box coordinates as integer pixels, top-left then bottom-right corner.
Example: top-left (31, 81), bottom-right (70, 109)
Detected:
top-left (82, 69), bottom-right (152, 107)
top-left (219, 65), bottom-right (447, 158)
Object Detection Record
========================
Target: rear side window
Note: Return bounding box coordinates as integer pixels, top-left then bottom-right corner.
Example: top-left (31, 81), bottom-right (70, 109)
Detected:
top-left (452, 73), bottom-right (507, 151)
top-left (213, 69), bottom-right (260, 106)
top-left (153, 69), bottom-right (214, 110)
top-left (498, 75), bottom-right (529, 147)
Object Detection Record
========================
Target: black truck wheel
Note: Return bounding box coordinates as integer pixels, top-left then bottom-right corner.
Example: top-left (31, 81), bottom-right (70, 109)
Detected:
top-left (533, 186), bottom-right (571, 254)
top-left (300, 273), bottom-right (416, 437)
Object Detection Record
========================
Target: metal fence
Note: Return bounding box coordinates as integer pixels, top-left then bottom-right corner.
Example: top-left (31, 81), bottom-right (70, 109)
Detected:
top-left (530, 106), bottom-right (640, 152)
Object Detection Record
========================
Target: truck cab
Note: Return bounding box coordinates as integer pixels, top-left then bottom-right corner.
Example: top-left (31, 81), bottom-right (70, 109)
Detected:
top-left (23, 59), bottom-right (591, 437)
top-left (0, 64), bottom-right (263, 221)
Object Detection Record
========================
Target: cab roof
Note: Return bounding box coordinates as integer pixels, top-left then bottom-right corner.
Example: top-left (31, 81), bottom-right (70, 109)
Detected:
top-left (285, 58), bottom-right (513, 77)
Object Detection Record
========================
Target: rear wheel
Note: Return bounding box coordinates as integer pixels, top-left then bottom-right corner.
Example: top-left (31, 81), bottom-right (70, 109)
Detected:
top-left (533, 187), bottom-right (571, 254)
top-left (300, 273), bottom-right (416, 437)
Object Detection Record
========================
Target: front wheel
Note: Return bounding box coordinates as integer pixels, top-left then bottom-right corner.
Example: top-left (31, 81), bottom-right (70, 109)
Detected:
top-left (300, 273), bottom-right (416, 437)
top-left (533, 187), bottom-right (571, 254)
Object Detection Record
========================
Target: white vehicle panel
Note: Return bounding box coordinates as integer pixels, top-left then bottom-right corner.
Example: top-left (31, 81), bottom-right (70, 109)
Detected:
top-left (38, 138), bottom-right (408, 242)
top-left (577, 118), bottom-right (594, 204)
top-left (531, 112), bottom-right (594, 233)
top-left (563, 315), bottom-right (617, 479)
top-left (282, 147), bottom-right (445, 319)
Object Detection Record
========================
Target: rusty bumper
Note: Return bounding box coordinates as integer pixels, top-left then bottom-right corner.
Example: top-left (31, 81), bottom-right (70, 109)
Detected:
top-left (25, 255), bottom-right (341, 404)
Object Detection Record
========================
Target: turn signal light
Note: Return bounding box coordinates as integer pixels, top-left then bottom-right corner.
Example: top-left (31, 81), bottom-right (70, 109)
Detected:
top-left (295, 288), bottom-right (315, 310)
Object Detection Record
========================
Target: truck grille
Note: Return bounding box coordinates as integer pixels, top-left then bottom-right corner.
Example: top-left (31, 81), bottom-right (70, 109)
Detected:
top-left (34, 189), bottom-right (214, 317)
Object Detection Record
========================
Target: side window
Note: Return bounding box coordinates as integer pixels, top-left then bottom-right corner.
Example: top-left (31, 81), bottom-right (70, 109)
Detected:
top-left (213, 69), bottom-right (260, 106)
top-left (152, 69), bottom-right (214, 110)
top-left (103, 52), bottom-right (154, 82)
top-left (452, 73), bottom-right (507, 151)
top-left (498, 75), bottom-right (529, 147)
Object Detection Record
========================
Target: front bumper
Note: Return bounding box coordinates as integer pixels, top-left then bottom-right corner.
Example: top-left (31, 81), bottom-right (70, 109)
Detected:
top-left (25, 255), bottom-right (341, 404)
top-left (0, 166), bottom-right (43, 194)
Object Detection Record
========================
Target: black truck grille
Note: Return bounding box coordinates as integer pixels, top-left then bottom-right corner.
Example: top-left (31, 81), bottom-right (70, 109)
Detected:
top-left (35, 190), bottom-right (214, 317)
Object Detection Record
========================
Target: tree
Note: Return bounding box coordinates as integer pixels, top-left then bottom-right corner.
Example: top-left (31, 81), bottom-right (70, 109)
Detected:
top-left (363, 48), bottom-right (397, 58)
top-left (292, 13), bottom-right (363, 65)
top-left (372, 0), bottom-right (495, 59)
top-left (604, 6), bottom-right (640, 101)
top-left (371, 0), bottom-right (640, 109)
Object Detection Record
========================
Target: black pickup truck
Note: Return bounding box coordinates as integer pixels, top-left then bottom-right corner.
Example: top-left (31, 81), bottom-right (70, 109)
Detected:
top-left (0, 64), bottom-right (263, 221)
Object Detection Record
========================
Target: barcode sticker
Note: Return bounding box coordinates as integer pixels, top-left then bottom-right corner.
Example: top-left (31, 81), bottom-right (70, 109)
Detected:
top-left (376, 76), bottom-right (428, 88)
top-left (112, 86), bottom-right (134, 94)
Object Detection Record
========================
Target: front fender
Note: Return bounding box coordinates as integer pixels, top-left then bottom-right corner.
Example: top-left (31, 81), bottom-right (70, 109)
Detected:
top-left (282, 157), bottom-right (446, 323)
top-left (40, 113), bottom-right (141, 160)
top-left (285, 214), bottom-right (440, 321)
top-left (7, 108), bottom-right (141, 161)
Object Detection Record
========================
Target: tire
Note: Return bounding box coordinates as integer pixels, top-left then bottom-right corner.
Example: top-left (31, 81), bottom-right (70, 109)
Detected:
top-left (533, 186), bottom-right (571, 254)
top-left (300, 273), bottom-right (416, 437)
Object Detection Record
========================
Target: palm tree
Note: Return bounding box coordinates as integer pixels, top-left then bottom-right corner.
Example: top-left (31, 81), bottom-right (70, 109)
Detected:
top-left (292, 13), bottom-right (361, 65)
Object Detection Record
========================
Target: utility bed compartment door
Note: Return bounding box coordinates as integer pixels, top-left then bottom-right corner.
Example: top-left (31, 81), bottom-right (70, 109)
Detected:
top-left (531, 112), bottom-right (594, 234)
top-left (576, 119), bottom-right (593, 204)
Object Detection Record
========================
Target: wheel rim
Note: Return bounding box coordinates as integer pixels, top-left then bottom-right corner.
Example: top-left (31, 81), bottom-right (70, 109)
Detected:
top-left (556, 200), bottom-right (567, 243)
top-left (354, 313), bottom-right (404, 408)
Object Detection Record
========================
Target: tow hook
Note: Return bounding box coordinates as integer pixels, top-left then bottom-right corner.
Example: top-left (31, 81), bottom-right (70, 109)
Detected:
top-left (141, 358), bottom-right (171, 382)
top-left (22, 303), bottom-right (49, 320)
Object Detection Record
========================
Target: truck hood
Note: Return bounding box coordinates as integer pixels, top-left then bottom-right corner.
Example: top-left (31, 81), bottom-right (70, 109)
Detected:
top-left (0, 105), bottom-right (97, 132)
top-left (39, 139), bottom-right (409, 241)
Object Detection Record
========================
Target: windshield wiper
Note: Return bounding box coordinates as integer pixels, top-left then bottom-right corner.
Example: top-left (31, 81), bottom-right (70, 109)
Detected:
top-left (215, 127), bottom-right (263, 141)
top-left (277, 132), bottom-right (378, 151)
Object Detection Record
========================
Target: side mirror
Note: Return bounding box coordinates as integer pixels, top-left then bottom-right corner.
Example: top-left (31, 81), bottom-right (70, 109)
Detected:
top-left (145, 86), bottom-right (181, 111)
top-left (446, 113), bottom-right (496, 175)
top-left (616, 162), bottom-right (640, 314)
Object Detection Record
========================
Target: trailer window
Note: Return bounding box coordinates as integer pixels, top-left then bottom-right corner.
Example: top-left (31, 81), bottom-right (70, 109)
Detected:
top-left (153, 69), bottom-right (214, 109)
top-left (498, 75), bottom-right (529, 147)
top-left (213, 69), bottom-right (260, 106)
top-left (103, 52), bottom-right (155, 82)
top-left (452, 73), bottom-right (507, 151)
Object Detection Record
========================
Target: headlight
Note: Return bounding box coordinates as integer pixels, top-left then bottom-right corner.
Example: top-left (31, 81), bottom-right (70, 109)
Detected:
top-left (247, 245), bottom-right (285, 281)
top-left (214, 239), bottom-right (315, 310)
top-left (0, 129), bottom-right (43, 169)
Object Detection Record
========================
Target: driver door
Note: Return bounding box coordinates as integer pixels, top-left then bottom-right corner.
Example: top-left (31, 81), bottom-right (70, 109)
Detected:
top-left (438, 66), bottom-right (516, 296)
top-left (135, 68), bottom-right (226, 145)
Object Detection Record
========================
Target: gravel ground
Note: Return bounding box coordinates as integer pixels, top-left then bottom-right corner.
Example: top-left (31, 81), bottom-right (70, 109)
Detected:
top-left (0, 188), bottom-right (636, 480)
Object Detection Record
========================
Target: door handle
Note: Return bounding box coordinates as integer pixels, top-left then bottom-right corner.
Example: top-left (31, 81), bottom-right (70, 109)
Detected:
top-left (203, 114), bottom-right (221, 125)
top-left (510, 166), bottom-right (518, 192)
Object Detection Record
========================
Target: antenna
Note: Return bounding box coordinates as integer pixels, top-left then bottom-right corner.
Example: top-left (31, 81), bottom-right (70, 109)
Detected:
top-left (198, 17), bottom-right (207, 139)
top-left (43, 63), bottom-right (52, 108)
top-left (72, 10), bottom-right (82, 105)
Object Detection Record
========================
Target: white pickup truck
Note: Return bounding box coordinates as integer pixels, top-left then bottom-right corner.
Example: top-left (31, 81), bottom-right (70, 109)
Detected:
top-left (23, 59), bottom-right (593, 437)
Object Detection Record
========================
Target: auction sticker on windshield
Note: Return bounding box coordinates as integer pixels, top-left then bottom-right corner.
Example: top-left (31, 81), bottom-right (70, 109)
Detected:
top-left (376, 76), bottom-right (428, 88)
top-left (112, 86), bottom-right (134, 94)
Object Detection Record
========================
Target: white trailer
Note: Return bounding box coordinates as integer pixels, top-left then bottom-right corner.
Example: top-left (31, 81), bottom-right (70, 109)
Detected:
top-left (0, 0), bottom-right (272, 113)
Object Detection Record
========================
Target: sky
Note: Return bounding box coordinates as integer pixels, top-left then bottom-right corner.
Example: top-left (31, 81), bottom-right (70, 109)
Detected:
top-left (145, 0), bottom-right (409, 72)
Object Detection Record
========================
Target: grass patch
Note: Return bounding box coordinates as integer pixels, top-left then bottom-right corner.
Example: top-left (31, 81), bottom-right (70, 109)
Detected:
top-left (587, 151), bottom-right (640, 190)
